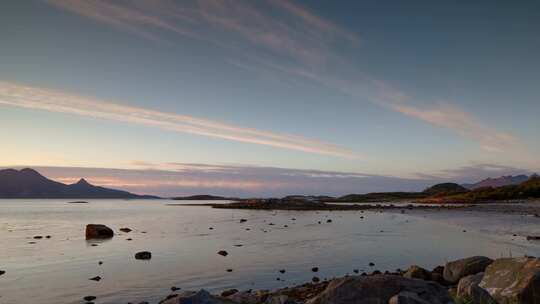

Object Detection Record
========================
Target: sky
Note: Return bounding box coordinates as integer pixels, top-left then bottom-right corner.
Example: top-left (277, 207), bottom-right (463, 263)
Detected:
top-left (0, 1), bottom-right (539, 196)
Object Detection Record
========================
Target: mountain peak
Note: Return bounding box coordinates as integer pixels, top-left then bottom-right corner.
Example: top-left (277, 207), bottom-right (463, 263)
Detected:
top-left (75, 178), bottom-right (90, 186)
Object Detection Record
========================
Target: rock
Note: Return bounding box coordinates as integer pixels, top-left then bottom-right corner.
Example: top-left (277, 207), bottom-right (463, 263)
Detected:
top-left (84, 296), bottom-right (97, 301)
top-left (126, 238), bottom-right (133, 241)
top-left (369, 262), bottom-right (375, 267)
top-left (120, 228), bottom-right (132, 233)
top-left (218, 250), bottom-right (228, 257)
top-left (33, 235), bottom-right (43, 239)
top-left (443, 256), bottom-right (493, 284)
top-left (226, 269), bottom-right (233, 272)
top-left (0, 270), bottom-right (5, 276)
top-left (311, 267), bottom-right (319, 272)
top-left (456, 273), bottom-right (496, 304)
top-left (326, 219), bottom-right (332, 223)
top-left (312, 277), bottom-right (320, 283)
top-left (171, 286), bottom-right (181, 291)
top-left (526, 235), bottom-right (540, 241)
top-left (98, 261), bottom-right (103, 265)
top-left (45, 235), bottom-right (51, 239)
top-left (86, 224), bottom-right (114, 239)
top-left (221, 289), bottom-right (239, 297)
top-left (159, 289), bottom-right (230, 304)
top-left (228, 290), bottom-right (269, 304)
top-left (239, 219), bottom-right (247, 223)
top-left (403, 265), bottom-right (431, 280)
top-left (135, 251), bottom-right (152, 260)
top-left (388, 291), bottom-right (431, 304)
top-left (279, 269), bottom-right (286, 274)
top-left (479, 256), bottom-right (540, 304)
top-left (306, 275), bottom-right (453, 304)
top-left (265, 294), bottom-right (296, 304)
top-left (89, 276), bottom-right (101, 281)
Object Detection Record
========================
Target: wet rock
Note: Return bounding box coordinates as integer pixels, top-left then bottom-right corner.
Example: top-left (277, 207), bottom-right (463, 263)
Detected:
top-left (135, 251), bottom-right (152, 260)
top-left (311, 267), bottom-right (319, 272)
top-left (86, 224), bottom-right (114, 239)
top-left (45, 235), bottom-right (51, 239)
top-left (171, 286), bottom-right (181, 291)
top-left (228, 290), bottom-right (268, 304)
top-left (209, 227), bottom-right (214, 230)
top-left (457, 273), bottom-right (496, 304)
top-left (33, 235), bottom-right (43, 239)
top-left (369, 262), bottom-right (375, 267)
top-left (89, 276), bottom-right (101, 281)
top-left (98, 261), bottom-right (103, 265)
top-left (234, 244), bottom-right (243, 247)
top-left (403, 265), bottom-right (431, 280)
top-left (221, 289), bottom-right (239, 297)
top-left (526, 235), bottom-right (540, 241)
top-left (326, 219), bottom-right (332, 223)
top-left (126, 238), bottom-right (133, 241)
top-left (312, 277), bottom-right (320, 283)
top-left (227, 269), bottom-right (233, 272)
top-left (91, 243), bottom-right (98, 247)
top-left (0, 270), bottom-right (5, 276)
top-left (479, 256), bottom-right (540, 304)
top-left (353, 269), bottom-right (359, 274)
top-left (306, 275), bottom-right (453, 304)
top-left (83, 296), bottom-right (96, 301)
top-left (265, 294), bottom-right (297, 304)
top-left (279, 269), bottom-right (286, 274)
top-left (239, 219), bottom-right (247, 223)
top-left (120, 228), bottom-right (132, 233)
top-left (443, 256), bottom-right (493, 284)
top-left (218, 250), bottom-right (228, 257)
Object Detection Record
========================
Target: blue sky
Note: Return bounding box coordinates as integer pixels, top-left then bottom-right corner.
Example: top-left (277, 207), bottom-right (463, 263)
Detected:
top-left (0, 1), bottom-right (538, 196)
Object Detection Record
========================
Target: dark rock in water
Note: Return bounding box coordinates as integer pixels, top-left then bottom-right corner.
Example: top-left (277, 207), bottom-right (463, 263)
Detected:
top-left (120, 228), bottom-right (132, 233)
top-left (33, 235), bottom-right (43, 239)
top-left (135, 251), bottom-right (152, 260)
top-left (443, 256), bottom-right (493, 284)
top-left (126, 238), bottom-right (133, 241)
top-left (307, 275), bottom-right (453, 304)
top-left (403, 265), bottom-right (431, 281)
top-left (326, 219), bottom-right (332, 223)
top-left (90, 243), bottom-right (98, 247)
top-left (217, 250), bottom-right (228, 257)
top-left (479, 256), bottom-right (540, 303)
top-left (372, 270), bottom-right (382, 275)
top-left (86, 224), bottom-right (114, 239)
top-left (312, 276), bottom-right (320, 283)
top-left (28, 241), bottom-right (36, 244)
top-left (98, 261), bottom-right (103, 265)
top-left (279, 269), bottom-right (286, 274)
top-left (318, 221), bottom-right (321, 224)
top-left (171, 286), bottom-right (181, 291)
top-left (89, 276), bottom-right (101, 281)
top-left (68, 201), bottom-right (89, 204)
top-left (526, 235), bottom-right (540, 240)
top-left (221, 289), bottom-right (239, 297)
top-left (83, 296), bottom-right (96, 301)
top-left (239, 219), bottom-right (247, 223)
top-left (369, 262), bottom-right (375, 267)
top-left (234, 244), bottom-right (243, 247)
top-left (209, 227), bottom-right (214, 230)
top-left (226, 269), bottom-right (233, 272)
top-left (353, 269), bottom-right (359, 274)
top-left (311, 267), bottom-right (319, 272)
top-left (0, 270), bottom-right (5, 276)
top-left (45, 235), bottom-right (51, 239)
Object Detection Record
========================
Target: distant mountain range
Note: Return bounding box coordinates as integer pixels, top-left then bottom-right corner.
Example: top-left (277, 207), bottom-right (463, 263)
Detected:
top-left (462, 175), bottom-right (530, 190)
top-left (0, 168), bottom-right (159, 199)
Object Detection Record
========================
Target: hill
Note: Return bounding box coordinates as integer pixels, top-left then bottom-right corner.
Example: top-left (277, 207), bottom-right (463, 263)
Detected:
top-left (0, 168), bottom-right (159, 199)
top-left (423, 183), bottom-right (469, 196)
top-left (172, 195), bottom-right (234, 200)
top-left (462, 175), bottom-right (529, 189)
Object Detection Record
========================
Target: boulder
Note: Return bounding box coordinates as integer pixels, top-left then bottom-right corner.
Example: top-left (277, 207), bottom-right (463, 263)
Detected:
top-left (265, 294), bottom-right (297, 304)
top-left (227, 290), bottom-right (269, 304)
top-left (306, 275), bottom-right (454, 304)
top-left (160, 289), bottom-right (233, 304)
top-left (403, 265), bottom-right (431, 280)
top-left (443, 256), bottom-right (493, 284)
top-left (456, 273), bottom-right (496, 304)
top-left (388, 291), bottom-right (431, 304)
top-left (86, 224), bottom-right (114, 239)
top-left (479, 256), bottom-right (540, 304)
top-left (135, 251), bottom-right (152, 260)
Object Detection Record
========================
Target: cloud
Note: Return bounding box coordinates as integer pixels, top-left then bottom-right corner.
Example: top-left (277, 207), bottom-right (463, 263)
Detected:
top-left (45, 0), bottom-right (525, 156)
top-left (0, 81), bottom-right (356, 158)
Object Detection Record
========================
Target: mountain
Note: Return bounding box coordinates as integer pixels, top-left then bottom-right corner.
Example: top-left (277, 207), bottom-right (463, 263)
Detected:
top-left (463, 175), bottom-right (530, 190)
top-left (0, 168), bottom-right (159, 199)
top-left (172, 195), bottom-right (234, 200)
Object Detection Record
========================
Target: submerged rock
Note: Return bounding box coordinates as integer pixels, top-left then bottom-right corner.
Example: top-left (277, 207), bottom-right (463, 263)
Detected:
top-left (306, 275), bottom-right (453, 304)
top-left (89, 276), bottom-right (101, 281)
top-left (218, 250), bottom-right (229, 257)
top-left (120, 227), bottom-right (132, 233)
top-left (479, 256), bottom-right (540, 304)
top-left (135, 251), bottom-right (152, 260)
top-left (443, 256), bottom-right (493, 284)
top-left (86, 224), bottom-right (114, 239)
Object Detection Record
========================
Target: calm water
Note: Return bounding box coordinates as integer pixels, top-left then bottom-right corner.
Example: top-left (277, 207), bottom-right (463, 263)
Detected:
top-left (1, 199), bottom-right (539, 304)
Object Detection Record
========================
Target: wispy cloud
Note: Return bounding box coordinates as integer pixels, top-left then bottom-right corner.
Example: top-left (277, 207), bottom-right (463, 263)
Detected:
top-left (0, 81), bottom-right (356, 158)
top-left (45, 0), bottom-right (524, 155)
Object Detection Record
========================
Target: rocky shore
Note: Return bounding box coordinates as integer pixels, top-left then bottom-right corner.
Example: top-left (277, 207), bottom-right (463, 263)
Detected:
top-left (169, 198), bottom-right (470, 211)
top-left (157, 256), bottom-right (540, 304)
